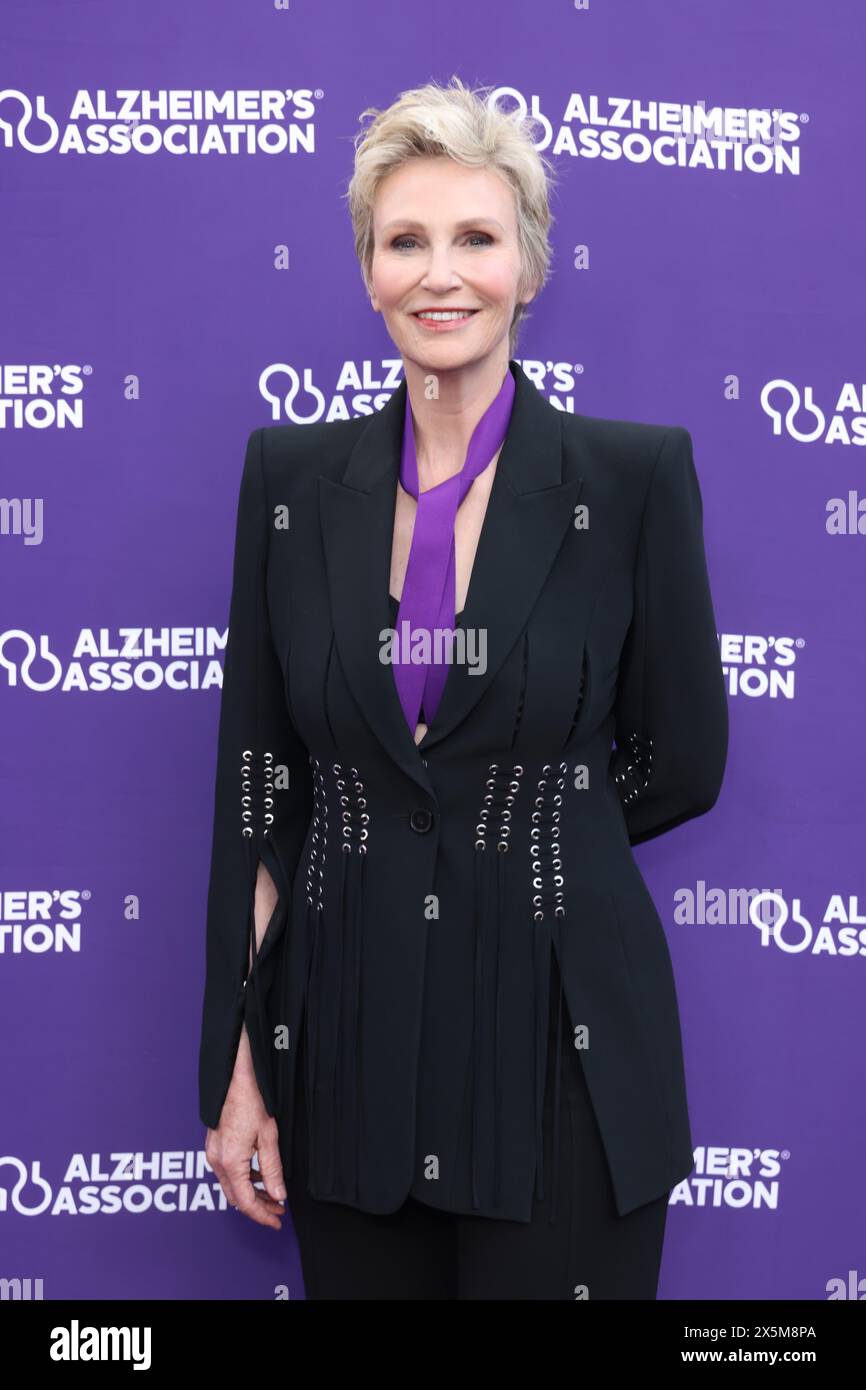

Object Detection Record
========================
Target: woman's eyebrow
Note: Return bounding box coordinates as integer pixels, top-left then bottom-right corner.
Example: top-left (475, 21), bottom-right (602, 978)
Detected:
top-left (380, 217), bottom-right (506, 233)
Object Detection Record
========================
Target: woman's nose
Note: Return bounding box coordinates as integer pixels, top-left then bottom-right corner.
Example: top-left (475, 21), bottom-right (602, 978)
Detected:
top-left (421, 245), bottom-right (462, 287)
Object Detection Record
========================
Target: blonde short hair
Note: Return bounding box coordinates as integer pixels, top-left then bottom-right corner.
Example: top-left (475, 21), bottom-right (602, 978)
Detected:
top-left (345, 76), bottom-right (559, 356)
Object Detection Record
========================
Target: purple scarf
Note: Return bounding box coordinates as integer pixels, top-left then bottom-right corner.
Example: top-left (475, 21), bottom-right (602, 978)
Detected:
top-left (393, 365), bottom-right (516, 733)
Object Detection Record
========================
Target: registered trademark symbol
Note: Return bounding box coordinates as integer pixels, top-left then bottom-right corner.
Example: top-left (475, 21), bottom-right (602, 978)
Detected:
top-left (574, 363), bottom-right (584, 374)
top-left (314, 88), bottom-right (324, 100)
top-left (781, 1150), bottom-right (790, 1160)
top-left (795, 638), bottom-right (805, 648)
top-left (83, 365), bottom-right (92, 374)
top-left (81, 890), bottom-right (91, 900)
top-left (799, 113), bottom-right (809, 123)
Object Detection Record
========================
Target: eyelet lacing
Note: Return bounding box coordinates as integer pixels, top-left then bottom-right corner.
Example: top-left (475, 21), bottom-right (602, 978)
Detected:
top-left (301, 756), bottom-right (328, 1185)
top-left (530, 761), bottom-right (569, 1225)
top-left (304, 759), bottom-right (369, 1201)
top-left (238, 748), bottom-right (280, 1143)
top-left (614, 731), bottom-right (654, 806)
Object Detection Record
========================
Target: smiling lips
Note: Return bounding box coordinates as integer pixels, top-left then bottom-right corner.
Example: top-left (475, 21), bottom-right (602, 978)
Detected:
top-left (412, 308), bottom-right (480, 328)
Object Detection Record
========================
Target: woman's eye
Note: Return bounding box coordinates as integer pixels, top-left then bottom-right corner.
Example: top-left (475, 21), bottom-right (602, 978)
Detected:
top-left (391, 232), bottom-right (494, 250)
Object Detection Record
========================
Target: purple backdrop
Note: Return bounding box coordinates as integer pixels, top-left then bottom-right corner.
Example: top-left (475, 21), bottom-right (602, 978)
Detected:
top-left (2, 0), bottom-right (864, 1302)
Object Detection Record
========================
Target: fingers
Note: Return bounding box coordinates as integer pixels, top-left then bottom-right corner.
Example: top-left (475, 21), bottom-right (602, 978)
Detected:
top-left (206, 1125), bottom-right (287, 1231)
top-left (232, 1169), bottom-right (285, 1230)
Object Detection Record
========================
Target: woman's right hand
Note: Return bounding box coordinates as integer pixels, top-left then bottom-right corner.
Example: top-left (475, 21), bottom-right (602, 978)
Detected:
top-left (205, 1027), bottom-right (287, 1230)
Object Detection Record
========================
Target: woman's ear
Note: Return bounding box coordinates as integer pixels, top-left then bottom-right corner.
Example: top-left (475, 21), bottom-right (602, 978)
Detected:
top-left (520, 275), bottom-right (542, 309)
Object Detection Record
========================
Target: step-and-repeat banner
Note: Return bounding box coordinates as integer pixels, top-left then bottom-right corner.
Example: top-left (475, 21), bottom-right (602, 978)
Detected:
top-left (2, 0), bottom-right (864, 1301)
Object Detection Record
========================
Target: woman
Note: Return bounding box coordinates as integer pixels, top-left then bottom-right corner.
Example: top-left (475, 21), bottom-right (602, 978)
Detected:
top-left (198, 77), bottom-right (728, 1300)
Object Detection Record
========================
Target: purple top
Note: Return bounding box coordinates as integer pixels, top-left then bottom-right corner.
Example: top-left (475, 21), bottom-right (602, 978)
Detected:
top-left (392, 364), bottom-right (516, 732)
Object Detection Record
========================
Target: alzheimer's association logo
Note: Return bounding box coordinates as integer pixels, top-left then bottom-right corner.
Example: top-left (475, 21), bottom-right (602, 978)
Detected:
top-left (0, 1151), bottom-right (231, 1216)
top-left (760, 380), bottom-right (866, 445)
top-left (0, 87), bottom-right (319, 156)
top-left (0, 627), bottom-right (225, 692)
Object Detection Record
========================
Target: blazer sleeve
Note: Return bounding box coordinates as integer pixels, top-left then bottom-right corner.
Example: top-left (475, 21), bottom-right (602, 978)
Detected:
top-left (198, 427), bottom-right (312, 1130)
top-left (610, 426), bottom-right (728, 847)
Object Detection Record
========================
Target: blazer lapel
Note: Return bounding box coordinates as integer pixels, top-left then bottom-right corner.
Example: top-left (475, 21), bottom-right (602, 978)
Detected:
top-left (420, 363), bottom-right (584, 752)
top-left (318, 360), bottom-right (584, 791)
top-left (319, 378), bottom-right (431, 796)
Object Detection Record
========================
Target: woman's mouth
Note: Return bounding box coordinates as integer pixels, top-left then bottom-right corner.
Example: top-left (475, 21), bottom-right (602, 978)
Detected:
top-left (411, 309), bottom-right (480, 331)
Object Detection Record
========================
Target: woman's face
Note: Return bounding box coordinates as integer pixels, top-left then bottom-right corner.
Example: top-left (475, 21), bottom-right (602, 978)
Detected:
top-left (369, 156), bottom-right (535, 372)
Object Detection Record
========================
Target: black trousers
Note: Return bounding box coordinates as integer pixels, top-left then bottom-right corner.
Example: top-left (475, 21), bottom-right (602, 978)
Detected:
top-left (280, 952), bottom-right (669, 1300)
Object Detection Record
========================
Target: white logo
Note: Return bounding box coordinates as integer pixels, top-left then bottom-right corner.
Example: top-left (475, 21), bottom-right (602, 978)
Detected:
top-left (0, 88), bottom-right (319, 156)
top-left (0, 889), bottom-right (85, 956)
top-left (0, 627), bottom-right (225, 692)
top-left (259, 361), bottom-right (405, 423)
top-left (0, 1151), bottom-right (232, 1216)
top-left (748, 893), bottom-right (866, 958)
top-left (259, 359), bottom-right (588, 423)
top-left (0, 365), bottom-right (88, 430)
top-left (719, 632), bottom-right (801, 699)
top-left (50, 1322), bottom-right (151, 1370)
top-left (760, 381), bottom-right (866, 445)
top-left (674, 883), bottom-right (866, 959)
top-left (670, 1146), bottom-right (788, 1209)
top-left (487, 88), bottom-right (804, 175)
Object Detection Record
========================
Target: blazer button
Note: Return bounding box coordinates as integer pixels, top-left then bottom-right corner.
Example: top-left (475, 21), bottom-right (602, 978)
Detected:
top-left (409, 808), bottom-right (433, 834)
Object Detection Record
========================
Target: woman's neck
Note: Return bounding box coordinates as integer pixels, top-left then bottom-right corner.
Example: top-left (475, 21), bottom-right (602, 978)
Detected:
top-left (402, 355), bottom-right (511, 492)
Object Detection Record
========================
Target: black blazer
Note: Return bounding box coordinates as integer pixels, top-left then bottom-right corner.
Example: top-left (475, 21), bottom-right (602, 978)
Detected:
top-left (198, 358), bottom-right (728, 1222)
